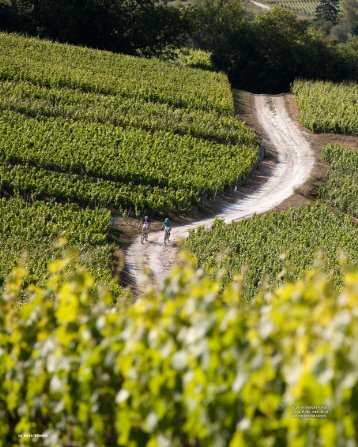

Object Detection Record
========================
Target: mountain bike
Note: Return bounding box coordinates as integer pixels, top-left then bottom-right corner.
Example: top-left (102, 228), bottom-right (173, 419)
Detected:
top-left (164, 227), bottom-right (171, 245)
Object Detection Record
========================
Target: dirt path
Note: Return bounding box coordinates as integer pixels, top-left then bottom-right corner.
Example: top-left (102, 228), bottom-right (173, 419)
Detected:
top-left (125, 94), bottom-right (314, 289)
top-left (250, 0), bottom-right (271, 9)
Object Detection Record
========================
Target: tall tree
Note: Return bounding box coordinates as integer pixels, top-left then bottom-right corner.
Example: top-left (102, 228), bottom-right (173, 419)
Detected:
top-left (332, 0), bottom-right (358, 39)
top-left (189, 0), bottom-right (247, 70)
top-left (231, 8), bottom-right (311, 92)
top-left (315, 0), bottom-right (341, 25)
top-left (0, 0), bottom-right (187, 56)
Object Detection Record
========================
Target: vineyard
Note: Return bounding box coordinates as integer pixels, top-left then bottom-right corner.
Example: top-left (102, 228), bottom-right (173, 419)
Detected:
top-left (0, 197), bottom-right (118, 292)
top-left (292, 80), bottom-right (358, 135)
top-left (1, 253), bottom-right (357, 447)
top-left (186, 204), bottom-right (358, 298)
top-left (0, 32), bottom-right (261, 294)
top-left (319, 145), bottom-right (358, 218)
top-left (263, 0), bottom-right (319, 16)
top-left (0, 33), bottom-right (259, 215)
top-left (0, 110), bottom-right (257, 213)
top-left (0, 80), bottom-right (254, 146)
top-left (1, 2), bottom-right (358, 444)
top-left (0, 33), bottom-right (233, 115)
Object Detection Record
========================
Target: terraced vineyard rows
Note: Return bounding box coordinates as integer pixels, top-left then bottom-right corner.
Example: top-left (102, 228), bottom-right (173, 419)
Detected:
top-left (0, 110), bottom-right (258, 212)
top-left (292, 80), bottom-right (358, 135)
top-left (0, 162), bottom-right (196, 214)
top-left (0, 33), bottom-right (259, 215)
top-left (186, 204), bottom-right (358, 298)
top-left (0, 33), bottom-right (233, 115)
top-left (0, 32), bottom-right (261, 294)
top-left (319, 145), bottom-right (358, 218)
top-left (0, 197), bottom-right (119, 292)
top-left (263, 0), bottom-right (319, 15)
top-left (0, 80), bottom-right (254, 145)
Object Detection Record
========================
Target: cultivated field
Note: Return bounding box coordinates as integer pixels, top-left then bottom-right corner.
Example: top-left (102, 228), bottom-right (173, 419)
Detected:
top-left (0, 32), bottom-right (261, 293)
top-left (292, 80), bottom-right (358, 135)
top-left (186, 204), bottom-right (358, 298)
top-left (0, 33), bottom-right (233, 114)
top-left (319, 145), bottom-right (358, 218)
top-left (0, 197), bottom-right (118, 291)
top-left (0, 33), bottom-right (259, 215)
top-left (1, 3), bottom-right (357, 446)
top-left (263, 0), bottom-right (319, 16)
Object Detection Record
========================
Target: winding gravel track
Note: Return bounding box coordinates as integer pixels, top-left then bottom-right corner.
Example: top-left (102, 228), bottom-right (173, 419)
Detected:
top-left (125, 94), bottom-right (314, 288)
top-left (250, 0), bottom-right (270, 9)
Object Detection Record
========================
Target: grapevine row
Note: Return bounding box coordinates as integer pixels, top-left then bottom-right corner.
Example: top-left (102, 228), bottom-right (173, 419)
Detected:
top-left (0, 162), bottom-right (197, 214)
top-left (318, 145), bottom-right (358, 218)
top-left (264, 0), bottom-right (318, 15)
top-left (0, 79), bottom-right (255, 146)
top-left (0, 32), bottom-right (234, 115)
top-left (292, 80), bottom-right (358, 135)
top-left (0, 111), bottom-right (259, 211)
top-left (186, 204), bottom-right (358, 299)
top-left (0, 197), bottom-right (118, 291)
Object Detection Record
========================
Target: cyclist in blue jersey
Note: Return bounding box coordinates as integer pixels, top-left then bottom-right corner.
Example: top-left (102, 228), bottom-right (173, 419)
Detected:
top-left (162, 218), bottom-right (172, 244)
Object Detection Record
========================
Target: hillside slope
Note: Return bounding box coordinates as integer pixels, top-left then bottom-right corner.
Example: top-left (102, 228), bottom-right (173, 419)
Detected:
top-left (126, 94), bottom-right (315, 288)
top-left (0, 32), bottom-right (259, 215)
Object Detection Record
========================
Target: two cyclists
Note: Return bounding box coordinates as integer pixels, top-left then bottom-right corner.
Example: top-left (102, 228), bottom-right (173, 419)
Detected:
top-left (141, 216), bottom-right (172, 245)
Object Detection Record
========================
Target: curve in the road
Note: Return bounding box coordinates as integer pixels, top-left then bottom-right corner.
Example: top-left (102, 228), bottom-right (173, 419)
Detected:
top-left (125, 94), bottom-right (315, 289)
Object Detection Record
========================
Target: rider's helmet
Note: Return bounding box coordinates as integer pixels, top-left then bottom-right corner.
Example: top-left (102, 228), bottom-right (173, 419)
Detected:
top-left (165, 217), bottom-right (169, 222)
top-left (144, 216), bottom-right (149, 221)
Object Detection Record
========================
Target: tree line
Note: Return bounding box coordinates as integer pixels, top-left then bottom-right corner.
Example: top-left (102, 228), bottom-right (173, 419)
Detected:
top-left (190, 0), bottom-right (357, 92)
top-left (315, 0), bottom-right (357, 40)
top-left (0, 0), bottom-right (357, 92)
top-left (0, 0), bottom-right (187, 55)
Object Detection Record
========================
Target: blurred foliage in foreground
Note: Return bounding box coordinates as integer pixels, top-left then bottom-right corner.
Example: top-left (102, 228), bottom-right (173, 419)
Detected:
top-left (0, 252), bottom-right (357, 447)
